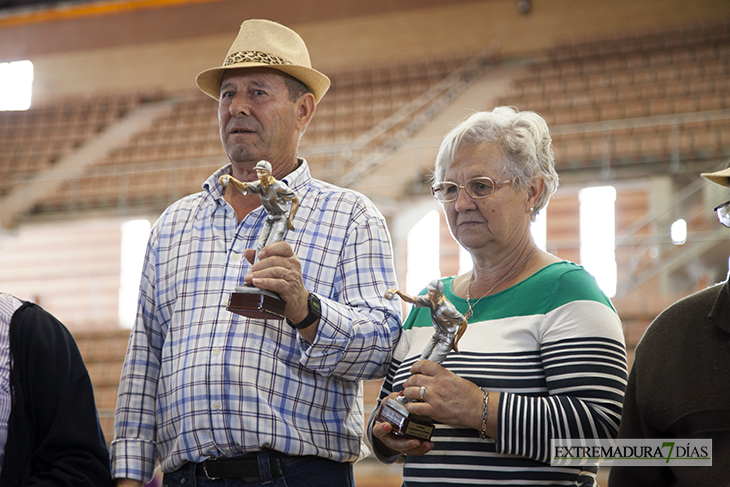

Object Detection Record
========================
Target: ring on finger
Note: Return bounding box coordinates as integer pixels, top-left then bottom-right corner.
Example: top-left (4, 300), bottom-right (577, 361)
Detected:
top-left (419, 385), bottom-right (426, 401)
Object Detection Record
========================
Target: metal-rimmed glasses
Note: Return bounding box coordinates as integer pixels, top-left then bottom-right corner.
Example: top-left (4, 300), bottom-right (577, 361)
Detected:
top-left (714, 200), bottom-right (730, 228)
top-left (431, 177), bottom-right (512, 203)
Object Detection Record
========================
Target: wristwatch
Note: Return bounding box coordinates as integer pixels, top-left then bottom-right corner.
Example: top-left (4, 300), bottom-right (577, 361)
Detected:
top-left (286, 293), bottom-right (321, 329)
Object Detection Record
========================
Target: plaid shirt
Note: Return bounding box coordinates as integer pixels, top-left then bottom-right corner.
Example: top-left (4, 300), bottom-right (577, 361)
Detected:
top-left (111, 161), bottom-right (402, 482)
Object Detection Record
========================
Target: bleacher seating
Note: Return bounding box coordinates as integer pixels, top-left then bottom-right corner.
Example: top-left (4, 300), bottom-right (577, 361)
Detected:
top-left (497, 20), bottom-right (730, 174)
top-left (4, 22), bottom-right (728, 215)
top-left (305, 55), bottom-right (472, 147)
top-left (74, 327), bottom-right (131, 444)
top-left (3, 53), bottom-right (482, 215)
top-left (0, 91), bottom-right (162, 198)
top-left (496, 23), bottom-right (730, 357)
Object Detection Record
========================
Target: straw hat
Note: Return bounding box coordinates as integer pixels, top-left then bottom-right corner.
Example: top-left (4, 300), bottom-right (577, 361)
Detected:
top-left (196, 19), bottom-right (330, 104)
top-left (701, 164), bottom-right (730, 188)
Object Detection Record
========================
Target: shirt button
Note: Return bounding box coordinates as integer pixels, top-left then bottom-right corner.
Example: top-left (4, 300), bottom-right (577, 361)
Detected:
top-left (231, 253), bottom-right (241, 261)
top-left (213, 347), bottom-right (221, 355)
top-left (213, 401), bottom-right (221, 410)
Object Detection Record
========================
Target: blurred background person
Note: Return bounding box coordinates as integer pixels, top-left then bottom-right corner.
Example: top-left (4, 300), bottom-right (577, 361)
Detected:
top-left (608, 162), bottom-right (730, 487)
top-left (368, 107), bottom-right (628, 486)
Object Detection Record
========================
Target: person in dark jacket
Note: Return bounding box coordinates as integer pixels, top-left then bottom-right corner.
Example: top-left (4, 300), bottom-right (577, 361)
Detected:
top-left (608, 164), bottom-right (730, 486)
top-left (0, 293), bottom-right (112, 486)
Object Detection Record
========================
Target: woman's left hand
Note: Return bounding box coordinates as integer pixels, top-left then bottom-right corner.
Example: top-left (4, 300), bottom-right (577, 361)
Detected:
top-left (402, 360), bottom-right (485, 431)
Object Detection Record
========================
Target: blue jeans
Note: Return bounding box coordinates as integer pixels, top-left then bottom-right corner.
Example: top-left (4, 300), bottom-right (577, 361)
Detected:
top-left (161, 452), bottom-right (354, 487)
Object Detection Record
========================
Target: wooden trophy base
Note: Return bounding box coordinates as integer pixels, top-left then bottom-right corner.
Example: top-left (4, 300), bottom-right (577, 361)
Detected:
top-left (376, 397), bottom-right (434, 441)
top-left (226, 285), bottom-right (286, 320)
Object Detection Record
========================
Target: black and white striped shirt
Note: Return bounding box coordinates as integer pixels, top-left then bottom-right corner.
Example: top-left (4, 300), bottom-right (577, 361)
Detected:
top-left (371, 262), bottom-right (627, 486)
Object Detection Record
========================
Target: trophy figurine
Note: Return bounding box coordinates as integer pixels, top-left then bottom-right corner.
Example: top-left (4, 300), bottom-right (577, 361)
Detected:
top-left (219, 160), bottom-right (300, 320)
top-left (377, 279), bottom-right (468, 441)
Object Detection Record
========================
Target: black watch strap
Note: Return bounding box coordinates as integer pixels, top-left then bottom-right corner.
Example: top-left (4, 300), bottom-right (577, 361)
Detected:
top-left (286, 293), bottom-right (321, 329)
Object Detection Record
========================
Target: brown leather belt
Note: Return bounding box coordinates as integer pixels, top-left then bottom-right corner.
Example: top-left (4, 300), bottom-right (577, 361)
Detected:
top-left (200, 452), bottom-right (284, 482)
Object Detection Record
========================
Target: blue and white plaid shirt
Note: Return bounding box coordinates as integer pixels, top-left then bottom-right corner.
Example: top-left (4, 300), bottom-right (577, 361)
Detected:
top-left (111, 161), bottom-right (402, 482)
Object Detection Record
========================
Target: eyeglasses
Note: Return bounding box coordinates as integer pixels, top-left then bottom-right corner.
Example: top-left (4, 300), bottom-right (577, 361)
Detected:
top-left (431, 177), bottom-right (512, 203)
top-left (714, 200), bottom-right (730, 228)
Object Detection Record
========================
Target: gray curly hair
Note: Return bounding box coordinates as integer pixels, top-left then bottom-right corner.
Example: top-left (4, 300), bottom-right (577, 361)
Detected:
top-left (433, 106), bottom-right (559, 221)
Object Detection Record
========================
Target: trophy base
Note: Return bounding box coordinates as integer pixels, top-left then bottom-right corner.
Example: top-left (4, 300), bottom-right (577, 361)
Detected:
top-left (226, 286), bottom-right (286, 320)
top-left (376, 398), bottom-right (434, 441)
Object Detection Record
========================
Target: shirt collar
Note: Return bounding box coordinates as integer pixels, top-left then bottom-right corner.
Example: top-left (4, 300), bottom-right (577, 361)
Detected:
top-left (203, 159), bottom-right (313, 201)
top-left (280, 158), bottom-right (313, 194)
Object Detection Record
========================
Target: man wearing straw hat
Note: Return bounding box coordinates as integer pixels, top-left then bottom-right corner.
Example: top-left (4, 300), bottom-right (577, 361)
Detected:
top-left (112, 19), bottom-right (401, 487)
top-left (609, 162), bottom-right (730, 486)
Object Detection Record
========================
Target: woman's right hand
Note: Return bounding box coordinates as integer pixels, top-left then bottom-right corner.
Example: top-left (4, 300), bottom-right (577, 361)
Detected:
top-left (372, 393), bottom-right (435, 457)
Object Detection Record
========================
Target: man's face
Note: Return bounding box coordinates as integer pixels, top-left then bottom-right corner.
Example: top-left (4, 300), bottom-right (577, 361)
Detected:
top-left (256, 169), bottom-right (271, 183)
top-left (218, 68), bottom-right (301, 173)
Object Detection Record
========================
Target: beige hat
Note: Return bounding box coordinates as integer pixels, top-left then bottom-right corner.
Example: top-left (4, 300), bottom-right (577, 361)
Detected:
top-left (196, 19), bottom-right (330, 104)
top-left (701, 164), bottom-right (730, 188)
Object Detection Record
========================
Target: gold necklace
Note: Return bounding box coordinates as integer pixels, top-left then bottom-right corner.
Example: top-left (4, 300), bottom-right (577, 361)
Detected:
top-left (464, 246), bottom-right (537, 321)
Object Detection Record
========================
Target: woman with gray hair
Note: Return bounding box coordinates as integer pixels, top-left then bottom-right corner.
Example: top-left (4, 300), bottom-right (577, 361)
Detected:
top-left (368, 107), bottom-right (627, 485)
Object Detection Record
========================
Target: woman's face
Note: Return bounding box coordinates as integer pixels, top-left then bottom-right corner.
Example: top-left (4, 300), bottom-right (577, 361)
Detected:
top-left (442, 142), bottom-right (533, 255)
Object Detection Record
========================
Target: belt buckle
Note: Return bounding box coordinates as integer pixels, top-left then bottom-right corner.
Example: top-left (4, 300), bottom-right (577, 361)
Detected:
top-left (202, 460), bottom-right (221, 480)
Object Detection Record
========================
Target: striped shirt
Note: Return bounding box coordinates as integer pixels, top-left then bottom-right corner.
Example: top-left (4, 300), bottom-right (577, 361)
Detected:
top-left (370, 262), bottom-right (627, 486)
top-left (0, 293), bottom-right (22, 474)
top-left (111, 161), bottom-right (402, 482)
